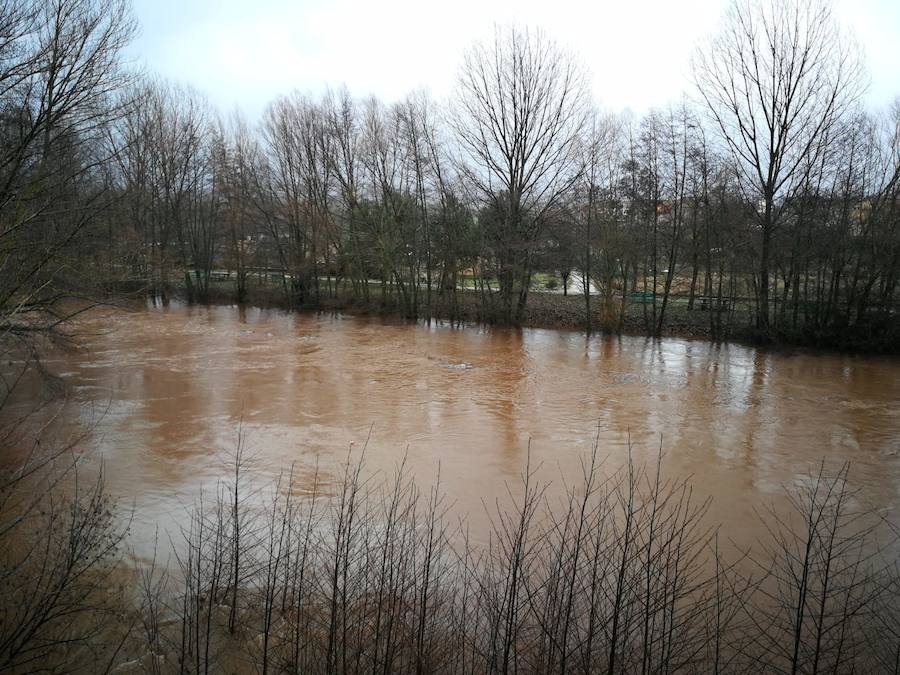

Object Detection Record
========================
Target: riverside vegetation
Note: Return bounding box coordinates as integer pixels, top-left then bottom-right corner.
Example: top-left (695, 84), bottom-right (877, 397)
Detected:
top-left (0, 0), bottom-right (898, 353)
top-left (2, 429), bottom-right (900, 674)
top-left (1, 0), bottom-right (900, 672)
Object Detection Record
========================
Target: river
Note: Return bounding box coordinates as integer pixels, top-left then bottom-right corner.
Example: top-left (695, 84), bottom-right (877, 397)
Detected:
top-left (13, 301), bottom-right (900, 561)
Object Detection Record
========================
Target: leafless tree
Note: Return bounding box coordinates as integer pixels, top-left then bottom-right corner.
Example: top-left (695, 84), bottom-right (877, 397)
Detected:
top-left (261, 92), bottom-right (334, 306)
top-left (451, 25), bottom-right (589, 322)
top-left (0, 0), bottom-right (136, 381)
top-left (693, 0), bottom-right (865, 334)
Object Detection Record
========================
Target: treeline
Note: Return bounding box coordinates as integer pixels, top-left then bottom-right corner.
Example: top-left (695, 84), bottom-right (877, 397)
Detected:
top-left (1, 0), bottom-right (899, 357)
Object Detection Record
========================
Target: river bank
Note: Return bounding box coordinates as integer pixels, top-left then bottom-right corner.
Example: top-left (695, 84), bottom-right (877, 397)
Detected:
top-left (167, 276), bottom-right (899, 355)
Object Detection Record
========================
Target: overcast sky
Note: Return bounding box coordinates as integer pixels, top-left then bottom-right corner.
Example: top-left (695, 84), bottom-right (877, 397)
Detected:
top-left (127, 0), bottom-right (900, 120)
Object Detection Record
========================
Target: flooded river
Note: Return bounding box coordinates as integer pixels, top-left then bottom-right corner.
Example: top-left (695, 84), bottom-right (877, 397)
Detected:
top-left (13, 302), bottom-right (900, 559)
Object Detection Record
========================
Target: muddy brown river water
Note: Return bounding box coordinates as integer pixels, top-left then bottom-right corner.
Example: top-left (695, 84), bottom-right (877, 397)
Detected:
top-left (11, 301), bottom-right (900, 561)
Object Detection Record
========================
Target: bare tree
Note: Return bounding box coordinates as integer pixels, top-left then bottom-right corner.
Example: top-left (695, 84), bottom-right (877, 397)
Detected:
top-left (693, 0), bottom-right (864, 334)
top-left (451, 25), bottom-right (589, 322)
top-left (0, 0), bottom-right (136, 363)
top-left (261, 92), bottom-right (337, 306)
top-left (570, 110), bottom-right (615, 331)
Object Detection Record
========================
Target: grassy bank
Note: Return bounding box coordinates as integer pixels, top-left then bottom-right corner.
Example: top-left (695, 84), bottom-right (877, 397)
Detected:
top-left (192, 277), bottom-right (744, 339)
top-left (169, 276), bottom-right (900, 355)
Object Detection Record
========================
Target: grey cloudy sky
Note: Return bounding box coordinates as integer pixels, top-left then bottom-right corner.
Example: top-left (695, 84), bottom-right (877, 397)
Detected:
top-left (128, 0), bottom-right (899, 119)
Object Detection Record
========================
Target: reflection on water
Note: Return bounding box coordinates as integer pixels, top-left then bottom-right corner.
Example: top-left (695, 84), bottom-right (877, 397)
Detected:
top-left (7, 301), bottom-right (900, 559)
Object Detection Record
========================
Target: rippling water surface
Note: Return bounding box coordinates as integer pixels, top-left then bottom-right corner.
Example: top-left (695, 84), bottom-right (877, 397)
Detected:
top-left (15, 302), bottom-right (900, 559)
